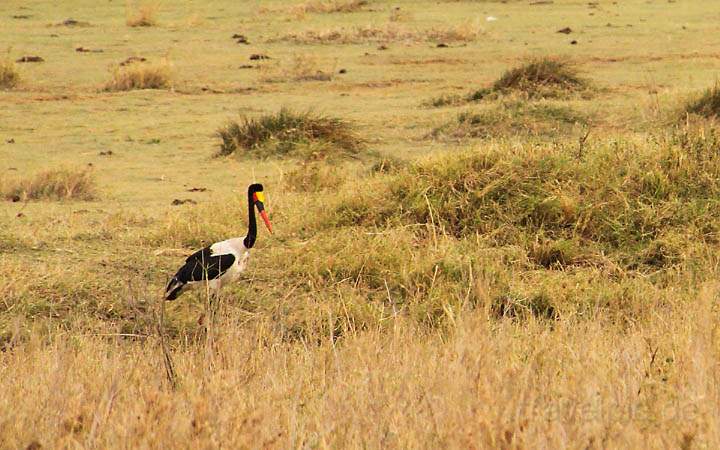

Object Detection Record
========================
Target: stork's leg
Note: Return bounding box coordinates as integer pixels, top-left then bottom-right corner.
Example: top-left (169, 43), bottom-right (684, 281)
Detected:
top-left (204, 283), bottom-right (222, 356)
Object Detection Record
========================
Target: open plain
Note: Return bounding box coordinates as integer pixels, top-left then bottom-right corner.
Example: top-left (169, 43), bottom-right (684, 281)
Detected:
top-left (2, 0), bottom-right (720, 448)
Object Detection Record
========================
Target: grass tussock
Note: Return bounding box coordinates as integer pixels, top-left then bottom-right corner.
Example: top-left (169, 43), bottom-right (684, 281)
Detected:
top-left (126, 2), bottom-right (159, 27)
top-left (683, 85), bottom-right (720, 119)
top-left (430, 102), bottom-right (587, 140)
top-left (2, 169), bottom-right (97, 201)
top-left (104, 59), bottom-right (171, 91)
top-left (0, 54), bottom-right (20, 89)
top-left (217, 108), bottom-right (362, 158)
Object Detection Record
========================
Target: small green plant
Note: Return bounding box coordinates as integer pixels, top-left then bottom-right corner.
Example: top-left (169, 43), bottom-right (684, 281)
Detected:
top-left (217, 108), bottom-right (362, 158)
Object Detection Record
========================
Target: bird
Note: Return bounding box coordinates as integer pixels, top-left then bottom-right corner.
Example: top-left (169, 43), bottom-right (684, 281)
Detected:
top-left (164, 183), bottom-right (273, 301)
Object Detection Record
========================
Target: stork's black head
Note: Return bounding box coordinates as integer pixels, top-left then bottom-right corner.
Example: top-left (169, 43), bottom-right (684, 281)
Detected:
top-left (248, 183), bottom-right (272, 233)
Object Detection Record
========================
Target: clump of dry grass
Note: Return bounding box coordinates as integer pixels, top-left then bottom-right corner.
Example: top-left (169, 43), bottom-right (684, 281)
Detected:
top-left (259, 54), bottom-right (333, 83)
top-left (293, 0), bottom-right (368, 14)
top-left (104, 59), bottom-right (171, 91)
top-left (217, 108), bottom-right (363, 158)
top-left (126, 2), bottom-right (159, 27)
top-left (682, 84), bottom-right (720, 119)
top-left (2, 169), bottom-right (97, 201)
top-left (0, 54), bottom-right (20, 89)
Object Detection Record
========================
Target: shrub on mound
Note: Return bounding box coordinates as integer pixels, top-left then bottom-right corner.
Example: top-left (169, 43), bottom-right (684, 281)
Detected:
top-left (683, 85), bottom-right (720, 119)
top-left (217, 108), bottom-right (363, 158)
top-left (324, 130), bottom-right (720, 270)
top-left (2, 168), bottom-right (97, 201)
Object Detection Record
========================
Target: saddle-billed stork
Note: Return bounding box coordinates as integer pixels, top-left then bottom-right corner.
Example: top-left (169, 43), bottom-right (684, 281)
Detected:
top-left (164, 183), bottom-right (273, 300)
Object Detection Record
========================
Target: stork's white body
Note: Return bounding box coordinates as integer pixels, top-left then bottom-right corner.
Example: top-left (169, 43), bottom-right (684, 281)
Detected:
top-left (202, 238), bottom-right (250, 290)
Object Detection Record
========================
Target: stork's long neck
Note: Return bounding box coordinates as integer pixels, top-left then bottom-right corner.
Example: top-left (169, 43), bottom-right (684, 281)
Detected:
top-left (243, 190), bottom-right (257, 249)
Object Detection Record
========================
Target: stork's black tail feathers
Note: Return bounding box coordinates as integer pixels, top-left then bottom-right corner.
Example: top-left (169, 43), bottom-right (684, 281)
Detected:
top-left (164, 276), bottom-right (185, 301)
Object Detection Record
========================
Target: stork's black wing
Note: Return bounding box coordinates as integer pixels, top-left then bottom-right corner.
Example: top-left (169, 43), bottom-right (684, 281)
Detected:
top-left (177, 246), bottom-right (236, 282)
top-left (164, 246), bottom-right (236, 300)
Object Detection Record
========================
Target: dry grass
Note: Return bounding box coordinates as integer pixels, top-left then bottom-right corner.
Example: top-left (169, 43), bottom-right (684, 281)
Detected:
top-left (5, 0), bottom-right (720, 447)
top-left (2, 168), bottom-right (97, 201)
top-left (0, 54), bottom-right (20, 89)
top-left (104, 59), bottom-right (171, 91)
top-left (274, 22), bottom-right (483, 44)
top-left (259, 54), bottom-right (334, 83)
top-left (2, 284), bottom-right (720, 448)
top-left (285, 160), bottom-right (346, 191)
top-left (126, 2), bottom-right (159, 27)
top-left (293, 0), bottom-right (368, 14)
top-left (217, 108), bottom-right (362, 158)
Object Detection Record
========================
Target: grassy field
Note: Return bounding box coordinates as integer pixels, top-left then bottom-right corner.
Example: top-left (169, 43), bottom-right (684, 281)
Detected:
top-left (3, 0), bottom-right (720, 447)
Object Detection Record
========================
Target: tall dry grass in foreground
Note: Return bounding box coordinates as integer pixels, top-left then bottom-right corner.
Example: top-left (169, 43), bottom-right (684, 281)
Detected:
top-left (1, 285), bottom-right (719, 448)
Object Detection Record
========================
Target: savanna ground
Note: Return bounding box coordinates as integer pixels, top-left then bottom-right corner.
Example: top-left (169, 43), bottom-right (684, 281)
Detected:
top-left (2, 0), bottom-right (720, 448)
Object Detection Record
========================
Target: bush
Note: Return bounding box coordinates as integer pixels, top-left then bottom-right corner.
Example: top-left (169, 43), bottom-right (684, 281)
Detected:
top-left (104, 59), bottom-right (171, 91)
top-left (2, 169), bottom-right (97, 201)
top-left (217, 108), bottom-right (363, 158)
